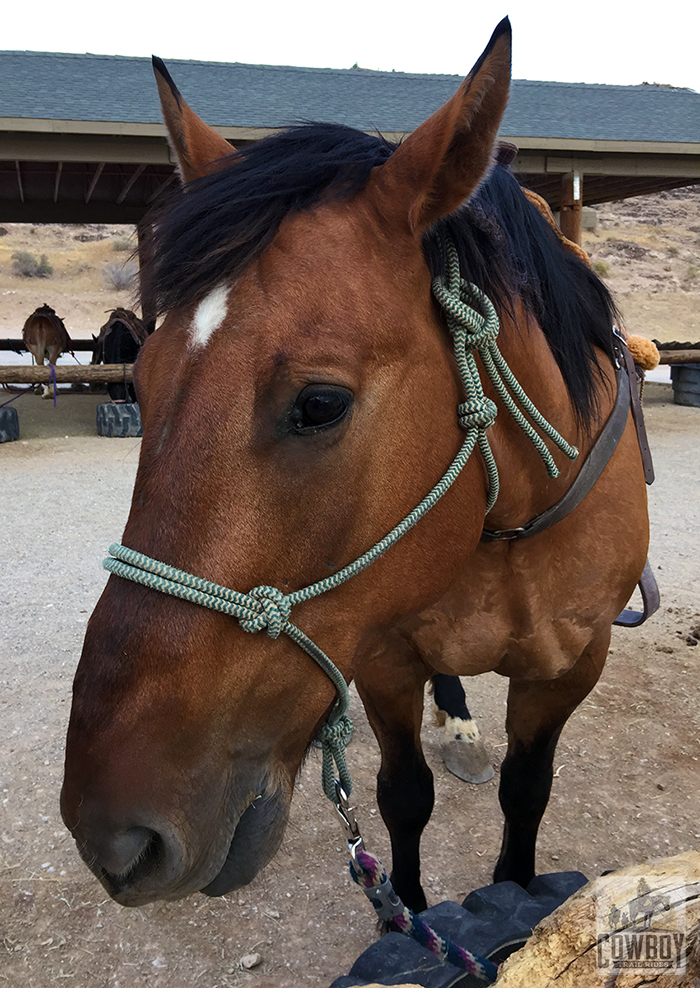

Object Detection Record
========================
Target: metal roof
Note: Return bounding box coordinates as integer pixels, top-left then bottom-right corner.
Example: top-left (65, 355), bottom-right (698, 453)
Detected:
top-left (2, 49), bottom-right (700, 143)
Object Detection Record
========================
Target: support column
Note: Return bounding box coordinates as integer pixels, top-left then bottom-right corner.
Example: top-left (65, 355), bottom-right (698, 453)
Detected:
top-left (137, 219), bottom-right (156, 334)
top-left (560, 169), bottom-right (583, 245)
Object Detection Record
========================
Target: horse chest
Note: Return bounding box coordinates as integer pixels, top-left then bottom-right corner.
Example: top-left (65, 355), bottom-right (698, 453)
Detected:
top-left (405, 563), bottom-right (593, 682)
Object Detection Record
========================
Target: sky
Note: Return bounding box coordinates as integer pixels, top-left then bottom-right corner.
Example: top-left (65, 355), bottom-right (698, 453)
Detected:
top-left (3, 0), bottom-right (699, 92)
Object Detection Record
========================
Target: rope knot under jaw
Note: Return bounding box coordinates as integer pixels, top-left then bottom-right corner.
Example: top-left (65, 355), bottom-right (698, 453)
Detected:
top-left (239, 585), bottom-right (291, 639)
top-left (458, 397), bottom-right (497, 431)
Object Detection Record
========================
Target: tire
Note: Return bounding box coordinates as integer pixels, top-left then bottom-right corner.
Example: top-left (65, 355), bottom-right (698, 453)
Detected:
top-left (671, 363), bottom-right (700, 407)
top-left (0, 406), bottom-right (20, 443)
top-left (328, 871), bottom-right (588, 988)
top-left (96, 402), bottom-right (143, 438)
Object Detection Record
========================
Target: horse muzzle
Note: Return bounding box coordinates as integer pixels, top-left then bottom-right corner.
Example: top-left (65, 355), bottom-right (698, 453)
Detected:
top-left (60, 779), bottom-right (290, 906)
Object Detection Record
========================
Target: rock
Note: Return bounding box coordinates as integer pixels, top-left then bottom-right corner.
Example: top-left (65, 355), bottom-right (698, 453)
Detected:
top-left (240, 952), bottom-right (262, 969)
top-left (495, 850), bottom-right (700, 986)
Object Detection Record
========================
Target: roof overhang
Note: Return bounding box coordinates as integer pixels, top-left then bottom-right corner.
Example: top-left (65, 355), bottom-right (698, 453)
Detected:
top-left (1, 117), bottom-right (699, 222)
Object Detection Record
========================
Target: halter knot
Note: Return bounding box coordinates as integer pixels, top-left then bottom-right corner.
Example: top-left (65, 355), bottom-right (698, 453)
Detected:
top-left (431, 276), bottom-right (500, 349)
top-left (320, 711), bottom-right (353, 747)
top-left (457, 397), bottom-right (497, 431)
top-left (239, 585), bottom-right (291, 639)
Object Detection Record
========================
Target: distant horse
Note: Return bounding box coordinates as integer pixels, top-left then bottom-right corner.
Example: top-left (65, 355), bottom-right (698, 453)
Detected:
top-left (92, 308), bottom-right (149, 402)
top-left (22, 303), bottom-right (70, 399)
top-left (62, 21), bottom-right (650, 918)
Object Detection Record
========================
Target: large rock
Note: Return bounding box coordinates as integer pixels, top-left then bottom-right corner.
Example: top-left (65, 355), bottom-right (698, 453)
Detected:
top-left (496, 851), bottom-right (700, 987)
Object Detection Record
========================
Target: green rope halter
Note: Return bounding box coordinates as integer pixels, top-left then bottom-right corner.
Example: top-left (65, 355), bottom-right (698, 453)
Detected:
top-left (103, 232), bottom-right (578, 801)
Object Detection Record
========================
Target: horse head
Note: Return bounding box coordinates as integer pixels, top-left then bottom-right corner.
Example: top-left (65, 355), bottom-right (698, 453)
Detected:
top-left (61, 21), bottom-right (531, 906)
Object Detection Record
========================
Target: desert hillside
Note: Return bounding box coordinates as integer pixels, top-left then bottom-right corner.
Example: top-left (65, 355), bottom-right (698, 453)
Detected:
top-left (0, 184), bottom-right (699, 342)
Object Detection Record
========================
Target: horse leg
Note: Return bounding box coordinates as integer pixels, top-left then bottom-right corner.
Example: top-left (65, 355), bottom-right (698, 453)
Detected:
top-left (494, 634), bottom-right (609, 888)
top-left (356, 649), bottom-right (433, 914)
top-left (43, 344), bottom-right (61, 400)
top-left (431, 674), bottom-right (493, 784)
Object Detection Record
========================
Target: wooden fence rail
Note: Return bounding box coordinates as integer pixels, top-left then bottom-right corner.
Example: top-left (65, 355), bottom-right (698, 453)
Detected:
top-left (0, 339), bottom-right (96, 352)
top-left (0, 364), bottom-right (133, 384)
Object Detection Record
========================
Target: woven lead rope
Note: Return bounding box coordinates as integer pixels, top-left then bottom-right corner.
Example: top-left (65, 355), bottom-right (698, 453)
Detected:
top-left (349, 847), bottom-right (498, 983)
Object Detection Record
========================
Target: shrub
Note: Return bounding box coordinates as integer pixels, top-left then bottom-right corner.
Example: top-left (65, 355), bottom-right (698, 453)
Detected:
top-left (102, 260), bottom-right (138, 291)
top-left (687, 264), bottom-right (699, 281)
top-left (592, 260), bottom-right (610, 277)
top-left (111, 236), bottom-right (133, 252)
top-left (12, 251), bottom-right (53, 278)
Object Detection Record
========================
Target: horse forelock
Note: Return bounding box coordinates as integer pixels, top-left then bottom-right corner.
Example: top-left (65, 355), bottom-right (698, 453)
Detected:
top-left (144, 122), bottom-right (616, 427)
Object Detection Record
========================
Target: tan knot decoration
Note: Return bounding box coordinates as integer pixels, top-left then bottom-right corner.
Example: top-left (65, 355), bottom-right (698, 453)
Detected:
top-left (623, 334), bottom-right (660, 371)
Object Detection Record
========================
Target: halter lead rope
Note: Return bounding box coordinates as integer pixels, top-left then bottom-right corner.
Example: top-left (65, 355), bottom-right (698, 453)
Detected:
top-left (103, 233), bottom-right (579, 982)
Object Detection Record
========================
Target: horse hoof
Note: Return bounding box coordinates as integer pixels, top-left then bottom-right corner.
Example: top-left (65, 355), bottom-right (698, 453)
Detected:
top-left (442, 738), bottom-right (494, 784)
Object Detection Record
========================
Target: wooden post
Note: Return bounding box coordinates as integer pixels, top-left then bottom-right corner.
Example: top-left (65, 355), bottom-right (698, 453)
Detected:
top-left (560, 169), bottom-right (583, 244)
top-left (0, 364), bottom-right (134, 384)
top-left (137, 219), bottom-right (156, 334)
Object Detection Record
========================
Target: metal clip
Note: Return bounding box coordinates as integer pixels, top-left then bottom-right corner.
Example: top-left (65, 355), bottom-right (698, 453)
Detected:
top-left (362, 875), bottom-right (403, 923)
top-left (334, 780), bottom-right (364, 860)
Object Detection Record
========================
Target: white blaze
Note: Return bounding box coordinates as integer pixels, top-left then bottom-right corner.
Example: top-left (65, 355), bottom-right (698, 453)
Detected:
top-left (189, 283), bottom-right (230, 349)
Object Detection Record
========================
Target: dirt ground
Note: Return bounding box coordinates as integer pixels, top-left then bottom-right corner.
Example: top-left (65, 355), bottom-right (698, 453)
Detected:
top-left (1, 195), bottom-right (699, 988)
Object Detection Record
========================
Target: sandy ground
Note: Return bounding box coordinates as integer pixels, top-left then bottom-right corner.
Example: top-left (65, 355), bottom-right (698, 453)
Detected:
top-left (1, 384), bottom-right (699, 988)
top-left (1, 195), bottom-right (699, 987)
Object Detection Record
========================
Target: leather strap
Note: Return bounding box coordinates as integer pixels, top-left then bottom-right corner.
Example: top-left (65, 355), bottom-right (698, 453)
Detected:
top-left (481, 337), bottom-right (660, 627)
top-left (613, 327), bottom-right (655, 485)
top-left (482, 353), bottom-right (631, 542)
top-left (613, 560), bottom-right (660, 627)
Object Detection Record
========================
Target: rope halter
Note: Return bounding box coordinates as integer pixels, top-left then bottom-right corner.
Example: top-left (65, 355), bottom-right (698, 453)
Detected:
top-left (104, 231), bottom-right (579, 802)
top-left (238, 585), bottom-right (291, 638)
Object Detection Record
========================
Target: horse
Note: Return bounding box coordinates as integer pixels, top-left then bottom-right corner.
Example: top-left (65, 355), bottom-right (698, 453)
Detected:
top-left (22, 303), bottom-right (71, 398)
top-left (92, 308), bottom-right (149, 402)
top-left (61, 20), bottom-right (650, 920)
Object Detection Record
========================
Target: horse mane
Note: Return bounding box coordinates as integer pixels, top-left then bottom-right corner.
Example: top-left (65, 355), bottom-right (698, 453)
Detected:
top-left (143, 123), bottom-right (617, 423)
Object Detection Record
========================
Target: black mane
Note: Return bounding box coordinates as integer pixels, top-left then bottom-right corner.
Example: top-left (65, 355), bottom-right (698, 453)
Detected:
top-left (144, 122), bottom-right (617, 423)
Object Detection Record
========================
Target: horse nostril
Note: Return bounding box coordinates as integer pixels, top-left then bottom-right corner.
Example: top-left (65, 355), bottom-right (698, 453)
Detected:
top-left (97, 826), bottom-right (161, 885)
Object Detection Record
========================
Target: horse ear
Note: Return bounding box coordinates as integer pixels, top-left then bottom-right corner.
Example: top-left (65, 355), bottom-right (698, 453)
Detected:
top-left (369, 18), bottom-right (511, 234)
top-left (152, 56), bottom-right (236, 183)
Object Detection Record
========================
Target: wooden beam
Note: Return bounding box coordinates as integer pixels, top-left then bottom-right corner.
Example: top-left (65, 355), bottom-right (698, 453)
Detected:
top-left (53, 161), bottom-right (63, 203)
top-left (146, 170), bottom-right (176, 203)
top-left (116, 163), bottom-right (146, 205)
top-left (137, 219), bottom-right (156, 332)
top-left (85, 162), bottom-right (105, 203)
top-left (0, 339), bottom-right (95, 351)
top-left (658, 350), bottom-right (700, 365)
top-left (15, 160), bottom-right (24, 203)
top-left (0, 364), bottom-right (134, 384)
top-left (560, 170), bottom-right (583, 244)
top-left (545, 155), bottom-right (700, 179)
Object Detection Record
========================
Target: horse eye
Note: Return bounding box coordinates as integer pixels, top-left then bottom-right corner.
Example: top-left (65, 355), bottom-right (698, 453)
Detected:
top-left (291, 385), bottom-right (352, 433)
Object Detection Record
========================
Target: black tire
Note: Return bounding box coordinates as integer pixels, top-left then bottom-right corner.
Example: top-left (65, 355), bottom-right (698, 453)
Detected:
top-left (671, 363), bottom-right (700, 407)
top-left (0, 406), bottom-right (20, 443)
top-left (96, 402), bottom-right (143, 438)
top-left (328, 871), bottom-right (588, 987)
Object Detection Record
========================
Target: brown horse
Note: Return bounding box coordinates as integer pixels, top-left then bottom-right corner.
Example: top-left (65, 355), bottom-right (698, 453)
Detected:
top-left (22, 303), bottom-right (71, 398)
top-left (61, 20), bottom-right (649, 917)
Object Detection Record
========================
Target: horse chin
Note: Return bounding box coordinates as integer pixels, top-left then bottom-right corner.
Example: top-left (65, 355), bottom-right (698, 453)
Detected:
top-left (200, 786), bottom-right (290, 897)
